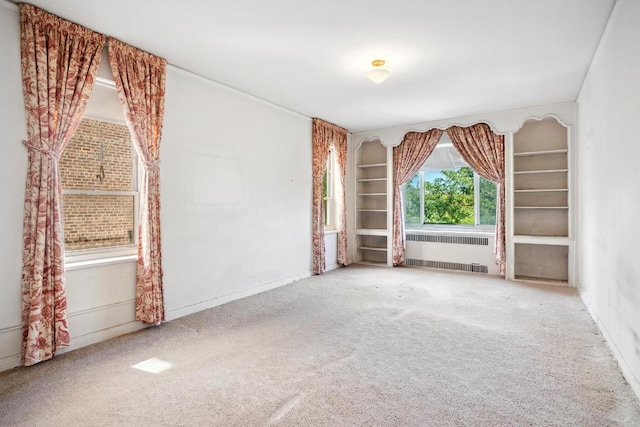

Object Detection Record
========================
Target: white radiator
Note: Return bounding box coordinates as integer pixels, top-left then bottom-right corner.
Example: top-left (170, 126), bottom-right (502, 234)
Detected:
top-left (404, 232), bottom-right (498, 275)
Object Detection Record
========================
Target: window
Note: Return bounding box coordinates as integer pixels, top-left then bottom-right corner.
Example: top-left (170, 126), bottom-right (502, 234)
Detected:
top-left (403, 139), bottom-right (496, 228)
top-left (322, 148), bottom-right (337, 230)
top-left (59, 115), bottom-right (138, 256)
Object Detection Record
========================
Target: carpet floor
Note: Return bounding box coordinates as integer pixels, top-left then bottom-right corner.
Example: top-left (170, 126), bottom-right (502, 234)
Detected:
top-left (1, 265), bottom-right (639, 426)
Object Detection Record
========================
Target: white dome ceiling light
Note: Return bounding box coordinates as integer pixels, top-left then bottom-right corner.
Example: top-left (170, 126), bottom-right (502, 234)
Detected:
top-left (366, 59), bottom-right (391, 84)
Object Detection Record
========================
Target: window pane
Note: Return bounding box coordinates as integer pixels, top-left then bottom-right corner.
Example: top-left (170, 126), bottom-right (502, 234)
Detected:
top-left (63, 194), bottom-right (135, 250)
top-left (479, 177), bottom-right (497, 225)
top-left (404, 174), bottom-right (420, 224)
top-left (424, 167), bottom-right (474, 225)
top-left (59, 118), bottom-right (133, 192)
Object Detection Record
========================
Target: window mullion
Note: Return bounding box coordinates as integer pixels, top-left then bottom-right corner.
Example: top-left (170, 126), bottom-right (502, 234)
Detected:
top-left (419, 171), bottom-right (425, 225)
top-left (474, 172), bottom-right (480, 226)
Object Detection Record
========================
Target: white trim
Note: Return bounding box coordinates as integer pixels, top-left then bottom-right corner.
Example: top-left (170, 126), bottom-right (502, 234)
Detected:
top-left (166, 271), bottom-right (312, 321)
top-left (580, 290), bottom-right (640, 401)
top-left (324, 229), bottom-right (339, 235)
top-left (65, 253), bottom-right (136, 271)
top-left (56, 321), bottom-right (148, 357)
top-left (405, 226), bottom-right (494, 237)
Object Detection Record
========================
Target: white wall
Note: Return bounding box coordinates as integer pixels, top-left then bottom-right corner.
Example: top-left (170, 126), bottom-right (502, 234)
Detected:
top-left (0, 4), bottom-right (314, 370)
top-left (161, 68), bottom-right (312, 319)
top-left (576, 0), bottom-right (640, 398)
top-left (0, 3), bottom-right (28, 371)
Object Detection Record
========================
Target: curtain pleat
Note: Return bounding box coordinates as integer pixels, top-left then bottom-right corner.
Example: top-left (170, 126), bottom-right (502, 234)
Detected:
top-left (108, 38), bottom-right (167, 325)
top-left (392, 130), bottom-right (444, 265)
top-left (19, 4), bottom-right (105, 366)
top-left (333, 127), bottom-right (349, 267)
top-left (312, 118), bottom-right (349, 274)
top-left (446, 124), bottom-right (506, 275)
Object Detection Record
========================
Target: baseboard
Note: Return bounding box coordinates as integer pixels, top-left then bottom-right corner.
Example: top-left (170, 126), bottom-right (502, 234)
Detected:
top-left (56, 320), bottom-right (148, 356)
top-left (0, 320), bottom-right (147, 372)
top-left (579, 289), bottom-right (640, 401)
top-left (166, 271), bottom-right (312, 321)
top-left (0, 351), bottom-right (21, 373)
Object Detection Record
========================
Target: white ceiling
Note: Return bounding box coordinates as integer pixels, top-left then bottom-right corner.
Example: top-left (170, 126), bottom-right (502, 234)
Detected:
top-left (18, 0), bottom-right (615, 132)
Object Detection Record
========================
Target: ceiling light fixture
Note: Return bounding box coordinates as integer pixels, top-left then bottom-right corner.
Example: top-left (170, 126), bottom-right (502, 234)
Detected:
top-left (366, 59), bottom-right (391, 84)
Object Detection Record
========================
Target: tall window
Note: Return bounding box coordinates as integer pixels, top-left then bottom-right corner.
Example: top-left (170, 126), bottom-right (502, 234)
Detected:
top-left (322, 148), bottom-right (336, 230)
top-left (59, 117), bottom-right (138, 252)
top-left (404, 139), bottom-right (496, 227)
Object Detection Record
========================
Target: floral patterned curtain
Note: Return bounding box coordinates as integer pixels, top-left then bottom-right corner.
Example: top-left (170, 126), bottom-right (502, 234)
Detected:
top-left (108, 39), bottom-right (167, 325)
top-left (446, 123), bottom-right (506, 275)
top-left (333, 126), bottom-right (349, 267)
top-left (392, 129), bottom-right (443, 265)
top-left (312, 118), bottom-right (349, 274)
top-left (19, 4), bottom-right (105, 366)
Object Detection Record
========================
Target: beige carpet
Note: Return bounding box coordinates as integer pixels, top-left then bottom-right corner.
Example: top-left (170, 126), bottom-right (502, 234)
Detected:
top-left (1, 265), bottom-right (639, 426)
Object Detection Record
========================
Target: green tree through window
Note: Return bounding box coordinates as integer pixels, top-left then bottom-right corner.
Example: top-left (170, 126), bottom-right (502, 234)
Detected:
top-left (404, 167), bottom-right (496, 226)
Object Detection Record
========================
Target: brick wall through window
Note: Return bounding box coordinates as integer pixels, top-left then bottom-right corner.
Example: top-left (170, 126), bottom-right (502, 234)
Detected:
top-left (59, 118), bottom-right (136, 250)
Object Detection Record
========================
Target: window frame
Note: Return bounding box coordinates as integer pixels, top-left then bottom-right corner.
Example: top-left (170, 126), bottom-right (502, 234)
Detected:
top-left (323, 148), bottom-right (337, 231)
top-left (62, 123), bottom-right (140, 266)
top-left (402, 168), bottom-right (496, 232)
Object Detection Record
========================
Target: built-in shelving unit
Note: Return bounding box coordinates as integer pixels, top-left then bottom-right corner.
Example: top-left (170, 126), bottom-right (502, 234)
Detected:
top-left (512, 117), bottom-right (571, 284)
top-left (354, 140), bottom-right (392, 266)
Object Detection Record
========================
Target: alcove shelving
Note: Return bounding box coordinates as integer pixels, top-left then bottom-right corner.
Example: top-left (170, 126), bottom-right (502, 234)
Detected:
top-left (354, 139), bottom-right (392, 266)
top-left (512, 117), bottom-right (570, 283)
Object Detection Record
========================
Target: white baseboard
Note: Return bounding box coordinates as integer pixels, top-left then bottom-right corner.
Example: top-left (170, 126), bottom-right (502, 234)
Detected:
top-left (166, 271), bottom-right (312, 321)
top-left (579, 290), bottom-right (640, 401)
top-left (56, 320), bottom-right (148, 356)
top-left (0, 319), bottom-right (147, 373)
top-left (0, 351), bottom-right (21, 373)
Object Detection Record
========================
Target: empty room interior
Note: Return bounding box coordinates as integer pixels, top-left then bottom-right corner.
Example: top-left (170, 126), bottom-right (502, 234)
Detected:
top-left (1, 0), bottom-right (640, 425)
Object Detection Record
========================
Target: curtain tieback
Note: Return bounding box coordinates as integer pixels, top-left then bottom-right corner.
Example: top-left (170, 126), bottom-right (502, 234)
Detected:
top-left (22, 139), bottom-right (59, 160)
top-left (143, 159), bottom-right (160, 171)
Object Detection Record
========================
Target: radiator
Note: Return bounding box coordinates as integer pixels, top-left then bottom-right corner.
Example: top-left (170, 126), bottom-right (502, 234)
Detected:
top-left (404, 233), bottom-right (492, 275)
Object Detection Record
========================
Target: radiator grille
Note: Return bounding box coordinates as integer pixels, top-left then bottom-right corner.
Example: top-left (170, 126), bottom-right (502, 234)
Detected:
top-left (405, 258), bottom-right (488, 274)
top-left (406, 234), bottom-right (488, 246)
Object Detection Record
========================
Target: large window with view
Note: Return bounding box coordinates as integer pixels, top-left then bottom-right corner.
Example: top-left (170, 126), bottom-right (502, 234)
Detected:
top-left (403, 139), bottom-right (497, 228)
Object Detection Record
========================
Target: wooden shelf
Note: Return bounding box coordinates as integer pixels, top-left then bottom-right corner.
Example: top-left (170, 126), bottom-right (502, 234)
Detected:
top-left (357, 209), bottom-right (387, 212)
top-left (357, 163), bottom-right (386, 168)
top-left (514, 149), bottom-right (568, 157)
top-left (357, 193), bottom-right (387, 196)
top-left (357, 178), bottom-right (387, 182)
top-left (514, 169), bottom-right (568, 175)
top-left (358, 246), bottom-right (387, 252)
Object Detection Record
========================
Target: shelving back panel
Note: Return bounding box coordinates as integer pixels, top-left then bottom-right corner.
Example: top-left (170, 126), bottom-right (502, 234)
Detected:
top-left (356, 211), bottom-right (387, 230)
top-left (514, 171), bottom-right (568, 191)
top-left (514, 191), bottom-right (567, 208)
top-left (514, 153), bottom-right (567, 172)
top-left (514, 243), bottom-right (568, 282)
top-left (514, 209), bottom-right (568, 236)
top-left (514, 117), bottom-right (567, 153)
top-left (356, 140), bottom-right (387, 165)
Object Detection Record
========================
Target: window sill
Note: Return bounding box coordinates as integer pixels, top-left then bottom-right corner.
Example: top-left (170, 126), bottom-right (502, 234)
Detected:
top-left (66, 254), bottom-right (137, 271)
top-left (405, 225), bottom-right (494, 237)
top-left (65, 246), bottom-right (137, 271)
top-left (324, 229), bottom-right (339, 235)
